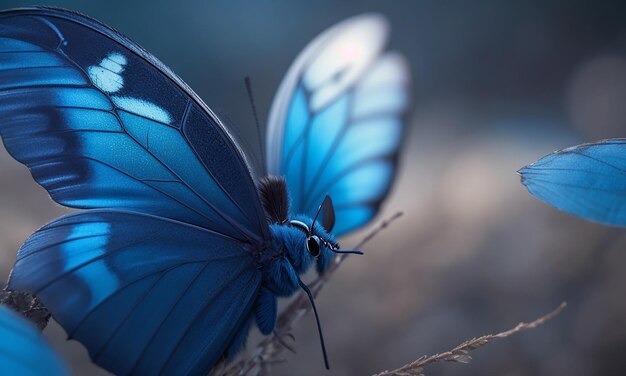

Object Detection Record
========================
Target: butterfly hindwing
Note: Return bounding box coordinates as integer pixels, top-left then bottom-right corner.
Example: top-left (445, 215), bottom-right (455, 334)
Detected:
top-left (520, 139), bottom-right (626, 226)
top-left (0, 306), bottom-right (70, 376)
top-left (9, 210), bottom-right (261, 375)
top-left (266, 14), bottom-right (410, 235)
top-left (0, 7), bottom-right (269, 243)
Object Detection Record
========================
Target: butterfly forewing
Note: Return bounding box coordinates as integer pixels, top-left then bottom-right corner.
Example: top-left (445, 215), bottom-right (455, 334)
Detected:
top-left (0, 7), bottom-right (269, 243)
top-left (266, 14), bottom-right (410, 235)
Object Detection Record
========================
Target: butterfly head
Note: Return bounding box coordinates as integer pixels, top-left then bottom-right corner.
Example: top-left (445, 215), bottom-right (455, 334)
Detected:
top-left (288, 219), bottom-right (338, 257)
top-left (281, 195), bottom-right (363, 275)
top-left (259, 177), bottom-right (362, 274)
top-left (269, 213), bottom-right (336, 276)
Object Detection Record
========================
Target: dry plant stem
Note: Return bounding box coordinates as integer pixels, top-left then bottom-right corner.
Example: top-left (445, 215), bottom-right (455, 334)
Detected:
top-left (220, 212), bottom-right (404, 376)
top-left (311, 211), bottom-right (404, 295)
top-left (372, 302), bottom-right (567, 376)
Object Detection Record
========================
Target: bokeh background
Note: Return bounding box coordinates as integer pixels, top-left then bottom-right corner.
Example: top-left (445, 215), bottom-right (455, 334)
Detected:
top-left (2, 1), bottom-right (626, 375)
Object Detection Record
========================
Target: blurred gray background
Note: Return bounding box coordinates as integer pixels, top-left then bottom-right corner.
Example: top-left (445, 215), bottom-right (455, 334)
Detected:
top-left (2, 0), bottom-right (626, 375)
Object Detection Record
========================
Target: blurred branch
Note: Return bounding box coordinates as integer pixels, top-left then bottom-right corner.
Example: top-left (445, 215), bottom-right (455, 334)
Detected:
top-left (218, 212), bottom-right (404, 376)
top-left (373, 302), bottom-right (567, 376)
top-left (0, 287), bottom-right (51, 330)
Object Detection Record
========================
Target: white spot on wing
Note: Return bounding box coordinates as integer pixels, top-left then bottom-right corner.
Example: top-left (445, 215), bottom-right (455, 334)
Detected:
top-left (88, 52), bottom-right (172, 124)
top-left (107, 52), bottom-right (127, 65)
top-left (88, 65), bottom-right (124, 92)
top-left (100, 57), bottom-right (124, 74)
top-left (112, 96), bottom-right (173, 124)
top-left (88, 52), bottom-right (128, 93)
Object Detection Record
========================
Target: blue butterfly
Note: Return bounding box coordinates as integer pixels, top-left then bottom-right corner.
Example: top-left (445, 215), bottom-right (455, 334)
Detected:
top-left (519, 139), bottom-right (626, 226)
top-left (0, 7), bottom-right (410, 375)
top-left (0, 306), bottom-right (70, 376)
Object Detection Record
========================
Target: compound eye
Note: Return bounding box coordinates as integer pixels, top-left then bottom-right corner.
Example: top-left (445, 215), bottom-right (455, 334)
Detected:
top-left (306, 235), bottom-right (321, 257)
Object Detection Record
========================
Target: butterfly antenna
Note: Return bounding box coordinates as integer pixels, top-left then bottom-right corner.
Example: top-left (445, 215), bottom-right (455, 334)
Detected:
top-left (331, 249), bottom-right (364, 255)
top-left (298, 278), bottom-right (330, 370)
top-left (311, 197), bottom-right (325, 229)
top-left (245, 76), bottom-right (267, 177)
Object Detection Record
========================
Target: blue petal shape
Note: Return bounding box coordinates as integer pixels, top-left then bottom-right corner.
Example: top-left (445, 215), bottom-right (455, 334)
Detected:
top-left (0, 306), bottom-right (70, 376)
top-left (9, 210), bottom-right (261, 376)
top-left (520, 139), bottom-right (626, 226)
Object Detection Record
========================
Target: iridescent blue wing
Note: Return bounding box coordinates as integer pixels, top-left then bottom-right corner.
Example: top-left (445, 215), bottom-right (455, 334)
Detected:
top-left (0, 7), bottom-right (269, 243)
top-left (1, 7), bottom-right (269, 375)
top-left (266, 14), bottom-right (410, 235)
top-left (9, 210), bottom-right (261, 375)
top-left (0, 306), bottom-right (70, 376)
top-left (519, 139), bottom-right (626, 226)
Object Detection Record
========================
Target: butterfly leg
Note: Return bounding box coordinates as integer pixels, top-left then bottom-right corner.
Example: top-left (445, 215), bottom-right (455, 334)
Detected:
top-left (254, 286), bottom-right (277, 335)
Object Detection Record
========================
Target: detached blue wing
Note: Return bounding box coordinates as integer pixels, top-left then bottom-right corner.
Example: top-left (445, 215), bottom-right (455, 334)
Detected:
top-left (9, 210), bottom-right (261, 375)
top-left (0, 306), bottom-right (70, 376)
top-left (266, 14), bottom-right (410, 235)
top-left (0, 7), bottom-right (269, 243)
top-left (519, 139), bottom-right (626, 226)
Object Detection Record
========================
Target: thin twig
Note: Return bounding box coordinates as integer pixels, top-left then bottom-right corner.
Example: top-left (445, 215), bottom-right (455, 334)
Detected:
top-left (372, 302), bottom-right (567, 376)
top-left (310, 211), bottom-right (404, 295)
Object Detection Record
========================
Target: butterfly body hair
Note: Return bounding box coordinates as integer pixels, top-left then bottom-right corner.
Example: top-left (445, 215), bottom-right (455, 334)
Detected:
top-left (258, 176), bottom-right (290, 224)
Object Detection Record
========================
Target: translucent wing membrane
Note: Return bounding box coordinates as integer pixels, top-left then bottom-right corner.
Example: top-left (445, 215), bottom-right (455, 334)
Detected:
top-left (0, 7), bottom-right (269, 243)
top-left (266, 14), bottom-right (410, 235)
top-left (520, 139), bottom-right (626, 226)
top-left (0, 306), bottom-right (70, 376)
top-left (9, 210), bottom-right (261, 375)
